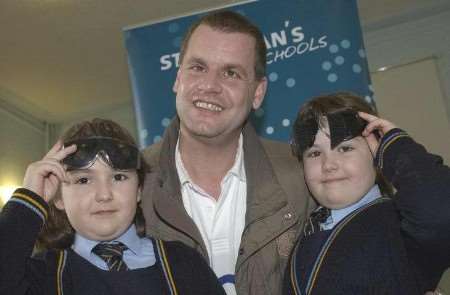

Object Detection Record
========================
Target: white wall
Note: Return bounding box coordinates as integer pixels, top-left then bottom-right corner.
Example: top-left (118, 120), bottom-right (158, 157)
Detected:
top-left (364, 9), bottom-right (450, 118)
top-left (0, 99), bottom-right (46, 206)
top-left (372, 58), bottom-right (450, 164)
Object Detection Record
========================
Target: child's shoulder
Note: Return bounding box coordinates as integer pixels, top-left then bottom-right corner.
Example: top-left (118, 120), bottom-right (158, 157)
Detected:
top-left (153, 239), bottom-right (199, 257)
top-left (347, 198), bottom-right (399, 232)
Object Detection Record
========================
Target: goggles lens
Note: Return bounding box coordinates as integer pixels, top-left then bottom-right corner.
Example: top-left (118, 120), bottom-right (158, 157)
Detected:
top-left (62, 137), bottom-right (140, 170)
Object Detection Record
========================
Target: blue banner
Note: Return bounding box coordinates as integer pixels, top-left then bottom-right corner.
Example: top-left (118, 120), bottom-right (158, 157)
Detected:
top-left (124, 0), bottom-right (372, 147)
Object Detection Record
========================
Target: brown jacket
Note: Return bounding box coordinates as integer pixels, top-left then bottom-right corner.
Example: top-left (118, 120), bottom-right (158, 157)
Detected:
top-left (141, 118), bottom-right (314, 295)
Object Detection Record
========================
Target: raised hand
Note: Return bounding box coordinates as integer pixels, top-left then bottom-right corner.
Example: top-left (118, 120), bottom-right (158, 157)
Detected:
top-left (22, 141), bottom-right (77, 202)
top-left (358, 112), bottom-right (398, 156)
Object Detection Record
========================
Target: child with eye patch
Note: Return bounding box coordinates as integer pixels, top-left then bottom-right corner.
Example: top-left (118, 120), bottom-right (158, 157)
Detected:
top-left (0, 118), bottom-right (225, 295)
top-left (283, 93), bottom-right (450, 295)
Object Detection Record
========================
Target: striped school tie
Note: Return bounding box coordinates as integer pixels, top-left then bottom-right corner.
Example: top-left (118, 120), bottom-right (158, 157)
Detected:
top-left (303, 206), bottom-right (331, 237)
top-left (92, 242), bottom-right (129, 271)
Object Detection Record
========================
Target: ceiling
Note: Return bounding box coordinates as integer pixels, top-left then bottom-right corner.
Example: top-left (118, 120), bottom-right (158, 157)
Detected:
top-left (1, 0), bottom-right (450, 123)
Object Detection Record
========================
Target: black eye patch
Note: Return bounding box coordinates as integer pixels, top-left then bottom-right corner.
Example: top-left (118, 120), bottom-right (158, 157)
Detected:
top-left (293, 110), bottom-right (367, 156)
top-left (327, 110), bottom-right (367, 149)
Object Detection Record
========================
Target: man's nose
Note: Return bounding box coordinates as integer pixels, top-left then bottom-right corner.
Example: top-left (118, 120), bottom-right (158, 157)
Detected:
top-left (198, 70), bottom-right (223, 92)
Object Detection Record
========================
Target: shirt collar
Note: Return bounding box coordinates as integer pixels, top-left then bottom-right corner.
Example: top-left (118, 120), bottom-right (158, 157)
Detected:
top-left (73, 224), bottom-right (142, 257)
top-left (228, 134), bottom-right (246, 181)
top-left (323, 185), bottom-right (382, 229)
top-left (175, 133), bottom-right (246, 185)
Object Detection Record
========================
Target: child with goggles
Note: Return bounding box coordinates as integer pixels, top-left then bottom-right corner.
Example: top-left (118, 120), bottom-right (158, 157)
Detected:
top-left (0, 118), bottom-right (225, 295)
top-left (284, 93), bottom-right (450, 295)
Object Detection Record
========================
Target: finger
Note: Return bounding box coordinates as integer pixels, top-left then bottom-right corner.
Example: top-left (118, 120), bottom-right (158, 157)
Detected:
top-left (367, 119), bottom-right (397, 137)
top-left (54, 143), bottom-right (77, 162)
top-left (23, 161), bottom-right (66, 197)
top-left (45, 143), bottom-right (77, 162)
top-left (358, 112), bottom-right (381, 136)
top-left (44, 140), bottom-right (64, 158)
top-left (36, 160), bottom-right (67, 182)
top-left (364, 132), bottom-right (379, 155)
top-left (358, 111), bottom-right (379, 123)
top-left (363, 119), bottom-right (385, 136)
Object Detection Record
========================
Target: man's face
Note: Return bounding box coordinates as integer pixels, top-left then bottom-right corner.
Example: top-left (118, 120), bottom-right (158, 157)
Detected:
top-left (173, 25), bottom-right (267, 142)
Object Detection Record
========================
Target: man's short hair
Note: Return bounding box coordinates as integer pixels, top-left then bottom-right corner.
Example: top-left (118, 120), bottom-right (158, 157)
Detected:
top-left (178, 10), bottom-right (267, 80)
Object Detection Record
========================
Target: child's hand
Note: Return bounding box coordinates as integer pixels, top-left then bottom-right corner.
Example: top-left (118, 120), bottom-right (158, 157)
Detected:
top-left (22, 141), bottom-right (77, 203)
top-left (358, 112), bottom-right (397, 155)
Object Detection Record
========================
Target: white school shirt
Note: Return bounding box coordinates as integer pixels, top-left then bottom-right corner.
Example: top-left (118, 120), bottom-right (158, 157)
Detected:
top-left (175, 135), bottom-right (247, 295)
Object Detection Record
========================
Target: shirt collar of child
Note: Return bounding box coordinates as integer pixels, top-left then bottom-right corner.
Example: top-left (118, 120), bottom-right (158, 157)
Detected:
top-left (321, 185), bottom-right (381, 230)
top-left (73, 224), bottom-right (142, 260)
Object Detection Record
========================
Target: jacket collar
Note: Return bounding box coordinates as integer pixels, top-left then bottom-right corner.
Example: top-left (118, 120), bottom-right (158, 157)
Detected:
top-left (153, 118), bottom-right (295, 259)
top-left (242, 121), bottom-right (291, 223)
top-left (151, 117), bottom-right (207, 252)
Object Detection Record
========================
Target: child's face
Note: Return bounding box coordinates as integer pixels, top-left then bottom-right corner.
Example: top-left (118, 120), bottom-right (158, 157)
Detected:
top-left (56, 159), bottom-right (140, 241)
top-left (302, 123), bottom-right (376, 209)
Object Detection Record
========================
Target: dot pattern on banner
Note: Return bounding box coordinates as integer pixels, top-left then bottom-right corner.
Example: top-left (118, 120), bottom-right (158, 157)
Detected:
top-left (328, 73), bottom-right (338, 83)
top-left (172, 36), bottom-right (182, 48)
top-left (269, 72), bottom-right (278, 82)
top-left (161, 117), bottom-right (171, 127)
top-left (329, 44), bottom-right (339, 53)
top-left (266, 126), bottom-right (274, 135)
top-left (282, 119), bottom-right (290, 127)
top-left (358, 49), bottom-right (366, 58)
top-left (286, 78), bottom-right (296, 88)
top-left (319, 39), bottom-right (367, 85)
top-left (153, 135), bottom-right (162, 143)
top-left (340, 40), bottom-right (351, 49)
top-left (322, 61), bottom-right (332, 71)
top-left (334, 56), bottom-right (344, 65)
top-left (352, 64), bottom-right (362, 73)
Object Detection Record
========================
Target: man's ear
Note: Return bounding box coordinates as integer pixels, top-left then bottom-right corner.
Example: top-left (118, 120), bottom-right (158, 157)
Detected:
top-left (252, 77), bottom-right (267, 110)
top-left (137, 188), bottom-right (142, 203)
top-left (172, 69), bottom-right (181, 93)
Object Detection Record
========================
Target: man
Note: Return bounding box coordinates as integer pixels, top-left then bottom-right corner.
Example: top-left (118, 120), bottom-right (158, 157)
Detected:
top-left (142, 10), bottom-right (313, 295)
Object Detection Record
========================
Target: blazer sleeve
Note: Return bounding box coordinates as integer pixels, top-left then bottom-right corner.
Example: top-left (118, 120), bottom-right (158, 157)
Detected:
top-left (0, 188), bottom-right (48, 295)
top-left (375, 128), bottom-right (450, 273)
top-left (163, 240), bottom-right (226, 295)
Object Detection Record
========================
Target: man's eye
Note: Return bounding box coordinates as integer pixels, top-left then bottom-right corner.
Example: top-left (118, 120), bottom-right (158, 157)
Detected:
top-left (224, 69), bottom-right (240, 79)
top-left (75, 177), bottom-right (89, 184)
top-left (189, 64), bottom-right (205, 72)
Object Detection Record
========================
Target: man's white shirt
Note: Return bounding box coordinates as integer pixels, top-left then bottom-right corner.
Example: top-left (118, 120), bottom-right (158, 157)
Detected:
top-left (176, 134), bottom-right (246, 295)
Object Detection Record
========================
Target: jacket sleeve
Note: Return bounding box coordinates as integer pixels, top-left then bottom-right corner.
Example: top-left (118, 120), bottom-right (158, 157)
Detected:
top-left (0, 188), bottom-right (48, 295)
top-left (375, 128), bottom-right (450, 273)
